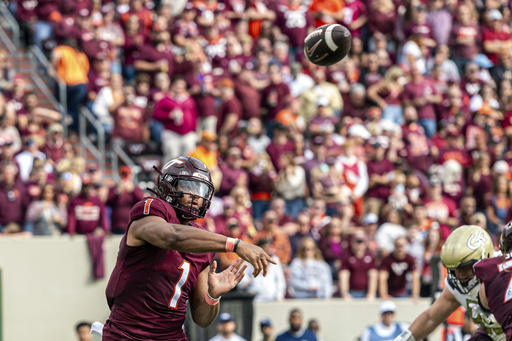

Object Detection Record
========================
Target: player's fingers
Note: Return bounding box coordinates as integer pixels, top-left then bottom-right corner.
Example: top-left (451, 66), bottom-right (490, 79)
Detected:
top-left (252, 258), bottom-right (262, 277)
top-left (261, 256), bottom-right (269, 277)
top-left (231, 257), bottom-right (244, 273)
top-left (266, 254), bottom-right (277, 264)
top-left (236, 265), bottom-right (248, 281)
top-left (210, 260), bottom-right (217, 274)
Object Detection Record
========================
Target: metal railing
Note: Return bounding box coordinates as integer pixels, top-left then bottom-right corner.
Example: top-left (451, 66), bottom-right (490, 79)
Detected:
top-left (79, 107), bottom-right (106, 176)
top-left (0, 2), bottom-right (20, 47)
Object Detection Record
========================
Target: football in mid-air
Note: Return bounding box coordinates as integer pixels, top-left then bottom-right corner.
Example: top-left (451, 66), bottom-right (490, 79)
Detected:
top-left (303, 24), bottom-right (352, 66)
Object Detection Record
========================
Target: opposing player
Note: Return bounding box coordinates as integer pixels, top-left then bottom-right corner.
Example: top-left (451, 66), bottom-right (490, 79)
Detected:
top-left (475, 221), bottom-right (512, 340)
top-left (102, 156), bottom-right (276, 340)
top-left (394, 225), bottom-right (505, 341)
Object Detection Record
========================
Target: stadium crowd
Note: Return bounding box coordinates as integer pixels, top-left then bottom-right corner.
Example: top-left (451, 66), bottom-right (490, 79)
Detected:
top-left (1, 0), bottom-right (512, 303)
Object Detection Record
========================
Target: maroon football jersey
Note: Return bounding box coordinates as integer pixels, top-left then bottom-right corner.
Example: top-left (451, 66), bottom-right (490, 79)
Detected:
top-left (475, 255), bottom-right (512, 340)
top-left (103, 197), bottom-right (215, 340)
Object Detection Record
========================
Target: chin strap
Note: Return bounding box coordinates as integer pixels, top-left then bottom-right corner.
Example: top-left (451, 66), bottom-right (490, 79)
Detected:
top-left (393, 330), bottom-right (416, 341)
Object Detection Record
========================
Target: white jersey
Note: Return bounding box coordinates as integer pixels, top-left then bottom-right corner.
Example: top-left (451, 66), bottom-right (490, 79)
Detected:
top-left (445, 278), bottom-right (505, 340)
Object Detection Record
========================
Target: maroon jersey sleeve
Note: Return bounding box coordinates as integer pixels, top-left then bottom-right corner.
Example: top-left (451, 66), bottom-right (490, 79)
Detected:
top-left (104, 197), bottom-right (215, 340)
top-left (474, 256), bottom-right (512, 338)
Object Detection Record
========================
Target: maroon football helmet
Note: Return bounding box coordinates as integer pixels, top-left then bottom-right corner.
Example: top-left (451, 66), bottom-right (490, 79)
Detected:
top-left (152, 156), bottom-right (215, 220)
top-left (500, 220), bottom-right (512, 254)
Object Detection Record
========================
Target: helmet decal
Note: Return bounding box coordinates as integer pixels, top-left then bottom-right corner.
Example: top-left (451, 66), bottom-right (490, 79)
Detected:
top-left (467, 231), bottom-right (488, 250)
top-left (163, 159), bottom-right (185, 170)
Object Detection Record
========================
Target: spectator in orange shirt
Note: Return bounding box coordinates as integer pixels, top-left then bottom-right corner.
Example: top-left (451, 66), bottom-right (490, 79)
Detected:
top-left (253, 210), bottom-right (292, 265)
top-left (309, 0), bottom-right (345, 28)
top-left (51, 38), bottom-right (89, 133)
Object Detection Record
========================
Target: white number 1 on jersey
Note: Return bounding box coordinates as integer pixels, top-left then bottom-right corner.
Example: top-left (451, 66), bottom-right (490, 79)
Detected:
top-left (505, 274), bottom-right (512, 303)
top-left (169, 260), bottom-right (191, 309)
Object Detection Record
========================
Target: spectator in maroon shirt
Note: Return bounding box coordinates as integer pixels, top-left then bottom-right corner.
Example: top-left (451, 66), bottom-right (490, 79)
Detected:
top-left (171, 3), bottom-right (200, 48)
top-left (467, 152), bottom-right (493, 210)
top-left (379, 236), bottom-right (420, 299)
top-left (261, 64), bottom-right (291, 123)
top-left (274, 0), bottom-right (314, 61)
top-left (266, 123), bottom-right (295, 172)
top-left (218, 146), bottom-right (248, 197)
top-left (482, 9), bottom-right (512, 66)
top-left (106, 166), bottom-right (144, 235)
top-left (318, 217), bottom-right (345, 277)
top-left (185, 53), bottom-right (219, 134)
top-left (208, 196), bottom-right (236, 235)
top-left (449, 4), bottom-right (481, 74)
top-left (400, 105), bottom-right (436, 174)
top-left (0, 162), bottom-right (29, 233)
top-left (402, 63), bottom-right (442, 138)
top-left (404, 4), bottom-right (436, 49)
top-left (366, 137), bottom-right (394, 216)
top-left (43, 123), bottom-right (65, 166)
top-left (367, 0), bottom-right (396, 39)
top-left (153, 76), bottom-right (198, 162)
top-left (86, 53), bottom-right (111, 110)
top-left (234, 70), bottom-right (262, 121)
top-left (134, 24), bottom-right (174, 79)
top-left (66, 174), bottom-right (108, 235)
top-left (216, 77), bottom-right (242, 139)
top-left (248, 152), bottom-right (277, 220)
top-left (111, 86), bottom-right (150, 152)
top-left (343, 83), bottom-right (369, 122)
top-left (122, 15), bottom-right (144, 82)
top-left (340, 231), bottom-right (378, 300)
top-left (16, 0), bottom-right (38, 47)
top-left (458, 195), bottom-right (477, 226)
top-left (367, 66), bottom-right (404, 125)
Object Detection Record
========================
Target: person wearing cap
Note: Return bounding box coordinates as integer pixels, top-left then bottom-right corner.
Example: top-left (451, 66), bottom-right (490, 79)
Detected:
top-left (189, 131), bottom-right (219, 171)
top-left (360, 301), bottom-right (410, 341)
top-left (15, 137), bottom-right (48, 183)
top-left (66, 174), bottom-right (109, 235)
top-left (339, 230), bottom-right (378, 300)
top-left (259, 318), bottom-right (274, 341)
top-left (366, 136), bottom-right (394, 216)
top-left (208, 312), bottom-right (247, 341)
top-left (106, 166), bottom-right (144, 235)
top-left (308, 97), bottom-right (337, 136)
top-left (217, 147), bottom-right (249, 197)
top-left (482, 9), bottom-right (512, 66)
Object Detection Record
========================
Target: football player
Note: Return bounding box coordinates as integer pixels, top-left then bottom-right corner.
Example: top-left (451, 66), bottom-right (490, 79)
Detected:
top-left (102, 156), bottom-right (275, 340)
top-left (475, 221), bottom-right (512, 340)
top-left (394, 225), bottom-right (505, 341)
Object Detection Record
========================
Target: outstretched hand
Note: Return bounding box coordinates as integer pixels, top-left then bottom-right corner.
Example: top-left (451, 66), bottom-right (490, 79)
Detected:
top-left (235, 241), bottom-right (277, 277)
top-left (207, 258), bottom-right (247, 299)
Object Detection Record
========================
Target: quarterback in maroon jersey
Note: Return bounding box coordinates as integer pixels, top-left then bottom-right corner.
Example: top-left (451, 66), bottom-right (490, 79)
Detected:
top-left (476, 221), bottom-right (512, 340)
top-left (102, 156), bottom-right (275, 340)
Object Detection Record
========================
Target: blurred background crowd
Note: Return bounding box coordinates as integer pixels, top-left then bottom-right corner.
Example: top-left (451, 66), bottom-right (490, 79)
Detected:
top-left (1, 0), bottom-right (512, 308)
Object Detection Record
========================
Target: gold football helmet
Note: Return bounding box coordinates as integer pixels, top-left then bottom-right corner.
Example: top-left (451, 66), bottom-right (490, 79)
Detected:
top-left (441, 225), bottom-right (494, 294)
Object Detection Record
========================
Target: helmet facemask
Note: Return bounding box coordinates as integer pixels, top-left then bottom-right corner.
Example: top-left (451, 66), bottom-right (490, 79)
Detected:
top-left (152, 164), bottom-right (214, 220)
top-left (447, 260), bottom-right (479, 295)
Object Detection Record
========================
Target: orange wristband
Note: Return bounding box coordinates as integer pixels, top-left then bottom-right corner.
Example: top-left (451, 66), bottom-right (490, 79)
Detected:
top-left (225, 237), bottom-right (238, 252)
top-left (205, 292), bottom-right (220, 306)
